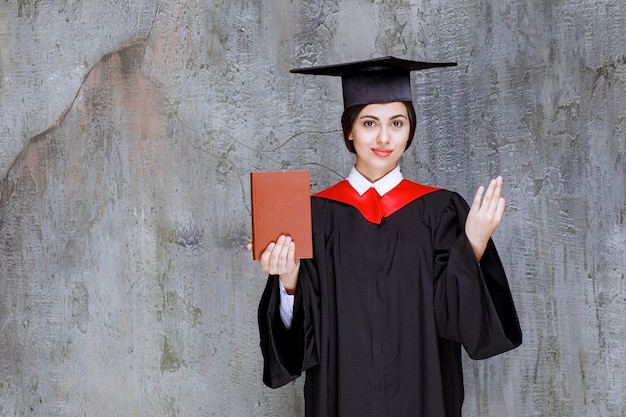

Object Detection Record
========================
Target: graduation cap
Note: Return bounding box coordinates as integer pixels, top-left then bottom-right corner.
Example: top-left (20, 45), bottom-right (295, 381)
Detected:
top-left (290, 56), bottom-right (457, 108)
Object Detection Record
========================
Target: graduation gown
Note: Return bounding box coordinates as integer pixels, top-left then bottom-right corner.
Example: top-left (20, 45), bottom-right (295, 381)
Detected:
top-left (258, 179), bottom-right (522, 417)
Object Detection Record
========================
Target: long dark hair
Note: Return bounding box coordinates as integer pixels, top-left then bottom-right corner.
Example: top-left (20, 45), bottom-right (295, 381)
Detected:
top-left (340, 101), bottom-right (417, 153)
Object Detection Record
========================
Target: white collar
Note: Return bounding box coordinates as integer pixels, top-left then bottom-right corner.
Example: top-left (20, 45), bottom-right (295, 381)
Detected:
top-left (346, 165), bottom-right (404, 196)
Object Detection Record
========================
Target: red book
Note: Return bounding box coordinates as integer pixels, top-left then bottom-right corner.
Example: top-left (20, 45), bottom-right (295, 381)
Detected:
top-left (250, 170), bottom-right (313, 260)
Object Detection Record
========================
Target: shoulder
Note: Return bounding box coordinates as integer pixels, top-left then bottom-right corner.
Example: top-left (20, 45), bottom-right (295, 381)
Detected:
top-left (312, 180), bottom-right (353, 200)
top-left (403, 183), bottom-right (471, 227)
top-left (310, 181), bottom-right (352, 214)
top-left (400, 179), bottom-right (442, 194)
top-left (402, 180), bottom-right (466, 204)
top-left (420, 188), bottom-right (469, 211)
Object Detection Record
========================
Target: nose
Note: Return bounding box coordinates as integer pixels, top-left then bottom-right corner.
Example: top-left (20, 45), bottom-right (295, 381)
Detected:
top-left (378, 127), bottom-right (390, 144)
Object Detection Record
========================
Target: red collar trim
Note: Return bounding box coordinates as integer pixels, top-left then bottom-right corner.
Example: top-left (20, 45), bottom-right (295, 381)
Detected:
top-left (313, 179), bottom-right (441, 224)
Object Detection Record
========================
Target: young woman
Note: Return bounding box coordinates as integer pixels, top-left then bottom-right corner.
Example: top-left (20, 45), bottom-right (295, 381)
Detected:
top-left (250, 57), bottom-right (522, 417)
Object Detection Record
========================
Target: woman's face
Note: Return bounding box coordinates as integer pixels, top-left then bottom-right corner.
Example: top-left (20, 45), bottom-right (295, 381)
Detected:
top-left (349, 102), bottom-right (410, 182)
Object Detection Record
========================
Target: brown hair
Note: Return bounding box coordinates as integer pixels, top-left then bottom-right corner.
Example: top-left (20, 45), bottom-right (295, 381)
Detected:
top-left (340, 101), bottom-right (417, 153)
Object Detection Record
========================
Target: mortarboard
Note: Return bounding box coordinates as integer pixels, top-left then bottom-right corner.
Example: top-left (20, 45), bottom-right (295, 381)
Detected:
top-left (290, 56), bottom-right (457, 108)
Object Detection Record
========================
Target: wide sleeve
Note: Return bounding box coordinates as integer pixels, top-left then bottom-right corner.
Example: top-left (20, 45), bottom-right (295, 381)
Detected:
top-left (258, 260), bottom-right (320, 388)
top-left (432, 192), bottom-right (522, 360)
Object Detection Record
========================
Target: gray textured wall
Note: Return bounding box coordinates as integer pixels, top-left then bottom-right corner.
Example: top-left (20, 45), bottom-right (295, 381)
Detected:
top-left (1, 0), bottom-right (625, 416)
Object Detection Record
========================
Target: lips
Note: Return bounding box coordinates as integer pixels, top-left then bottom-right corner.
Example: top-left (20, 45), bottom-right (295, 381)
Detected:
top-left (372, 148), bottom-right (393, 157)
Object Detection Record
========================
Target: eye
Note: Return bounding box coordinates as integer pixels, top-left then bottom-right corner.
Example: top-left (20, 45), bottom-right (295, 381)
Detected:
top-left (363, 120), bottom-right (376, 127)
top-left (391, 120), bottom-right (404, 128)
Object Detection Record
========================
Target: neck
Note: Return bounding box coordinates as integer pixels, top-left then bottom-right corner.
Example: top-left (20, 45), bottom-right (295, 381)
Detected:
top-left (355, 164), bottom-right (398, 183)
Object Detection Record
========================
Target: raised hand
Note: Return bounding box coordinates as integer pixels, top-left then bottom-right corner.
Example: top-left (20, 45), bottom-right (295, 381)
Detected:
top-left (247, 235), bottom-right (300, 294)
top-left (465, 176), bottom-right (506, 261)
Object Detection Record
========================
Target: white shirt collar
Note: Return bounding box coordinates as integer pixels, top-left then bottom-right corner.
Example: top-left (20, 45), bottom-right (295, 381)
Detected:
top-left (346, 165), bottom-right (404, 196)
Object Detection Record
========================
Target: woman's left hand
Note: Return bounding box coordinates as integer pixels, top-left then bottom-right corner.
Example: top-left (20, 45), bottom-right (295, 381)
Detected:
top-left (465, 176), bottom-right (506, 261)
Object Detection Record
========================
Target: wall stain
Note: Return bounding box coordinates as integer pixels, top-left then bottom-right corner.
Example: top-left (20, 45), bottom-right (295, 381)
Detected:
top-left (167, 225), bottom-right (204, 248)
top-left (591, 55), bottom-right (626, 96)
top-left (17, 0), bottom-right (42, 19)
top-left (157, 290), bottom-right (202, 327)
top-left (160, 335), bottom-right (183, 372)
top-left (70, 282), bottom-right (90, 334)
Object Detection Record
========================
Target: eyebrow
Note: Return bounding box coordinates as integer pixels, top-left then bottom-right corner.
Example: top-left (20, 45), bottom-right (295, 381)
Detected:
top-left (359, 114), bottom-right (408, 120)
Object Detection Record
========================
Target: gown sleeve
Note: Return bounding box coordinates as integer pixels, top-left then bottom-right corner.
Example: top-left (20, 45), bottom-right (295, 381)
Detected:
top-left (433, 192), bottom-right (522, 360)
top-left (258, 260), bottom-right (320, 388)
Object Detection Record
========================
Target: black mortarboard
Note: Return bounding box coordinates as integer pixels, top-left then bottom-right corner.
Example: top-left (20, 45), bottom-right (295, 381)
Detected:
top-left (290, 56), bottom-right (457, 108)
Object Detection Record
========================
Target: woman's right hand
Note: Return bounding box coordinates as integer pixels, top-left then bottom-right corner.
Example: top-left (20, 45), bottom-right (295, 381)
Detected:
top-left (465, 176), bottom-right (506, 261)
top-left (247, 235), bottom-right (300, 294)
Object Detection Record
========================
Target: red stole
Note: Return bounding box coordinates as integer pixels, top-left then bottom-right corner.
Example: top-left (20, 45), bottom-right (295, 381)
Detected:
top-left (313, 179), bottom-right (441, 224)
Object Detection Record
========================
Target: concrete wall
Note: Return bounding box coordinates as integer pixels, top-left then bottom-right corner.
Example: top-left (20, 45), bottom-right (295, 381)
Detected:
top-left (1, 0), bottom-right (624, 416)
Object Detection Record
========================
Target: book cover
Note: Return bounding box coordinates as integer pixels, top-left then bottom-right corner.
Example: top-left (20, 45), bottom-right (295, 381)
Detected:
top-left (250, 170), bottom-right (313, 260)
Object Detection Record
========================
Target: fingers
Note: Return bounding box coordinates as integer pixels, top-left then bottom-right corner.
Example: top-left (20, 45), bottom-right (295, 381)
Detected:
top-left (465, 176), bottom-right (505, 261)
top-left (483, 178), bottom-right (497, 207)
top-left (482, 176), bottom-right (502, 211)
top-left (471, 185), bottom-right (485, 212)
top-left (270, 235), bottom-right (292, 271)
top-left (495, 196), bottom-right (506, 222)
top-left (490, 177), bottom-right (504, 216)
top-left (259, 235), bottom-right (296, 275)
top-left (473, 176), bottom-right (503, 213)
top-left (259, 242), bottom-right (275, 271)
top-left (286, 239), bottom-right (296, 264)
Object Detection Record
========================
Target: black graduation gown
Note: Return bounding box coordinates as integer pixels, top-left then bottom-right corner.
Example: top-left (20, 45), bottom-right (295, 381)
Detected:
top-left (258, 182), bottom-right (522, 417)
